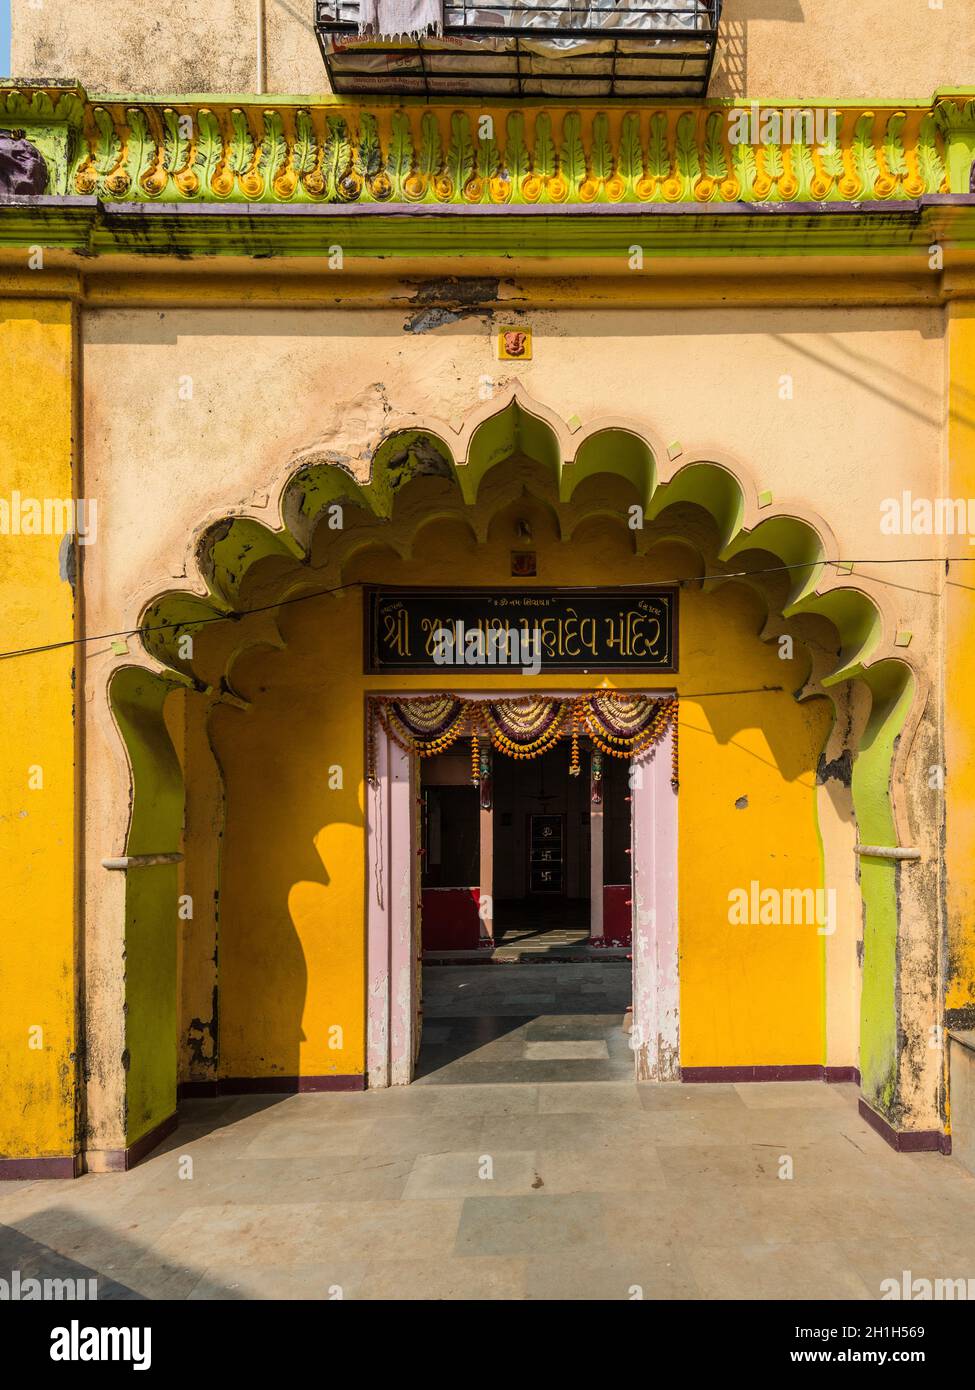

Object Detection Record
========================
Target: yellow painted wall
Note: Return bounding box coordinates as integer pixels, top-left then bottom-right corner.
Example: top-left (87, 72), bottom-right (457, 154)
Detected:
top-left (946, 303), bottom-right (975, 1035)
top-left (198, 490), bottom-right (832, 1079)
top-left (0, 299), bottom-right (78, 1160)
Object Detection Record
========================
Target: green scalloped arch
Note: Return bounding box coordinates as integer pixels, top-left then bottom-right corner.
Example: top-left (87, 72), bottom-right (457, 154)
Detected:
top-left (128, 403), bottom-right (912, 1126)
top-left (723, 515), bottom-right (827, 606)
top-left (109, 666), bottom-right (184, 1146)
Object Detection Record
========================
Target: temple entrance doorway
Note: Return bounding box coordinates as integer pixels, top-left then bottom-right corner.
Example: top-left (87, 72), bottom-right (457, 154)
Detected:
top-left (366, 692), bottom-right (678, 1087)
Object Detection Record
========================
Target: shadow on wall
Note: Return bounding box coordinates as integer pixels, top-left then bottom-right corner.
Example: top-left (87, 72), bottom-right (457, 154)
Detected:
top-left (710, 0), bottom-right (806, 98)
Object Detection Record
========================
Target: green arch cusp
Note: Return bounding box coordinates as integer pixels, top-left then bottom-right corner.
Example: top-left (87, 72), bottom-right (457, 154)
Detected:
top-left (721, 516), bottom-right (827, 605)
top-left (562, 429), bottom-right (656, 508)
top-left (367, 430), bottom-right (457, 517)
top-left (200, 516), bottom-right (304, 606)
top-left (282, 463), bottom-right (376, 544)
top-left (140, 590), bottom-right (232, 680)
top-left (465, 401), bottom-right (560, 505)
top-left (788, 587), bottom-right (884, 680)
top-left (646, 462), bottom-right (745, 547)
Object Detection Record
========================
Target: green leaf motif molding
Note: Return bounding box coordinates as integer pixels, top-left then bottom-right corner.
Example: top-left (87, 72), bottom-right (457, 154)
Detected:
top-left (68, 103), bottom-right (954, 207)
top-left (1, 85), bottom-right (85, 127)
top-left (0, 88), bottom-right (969, 207)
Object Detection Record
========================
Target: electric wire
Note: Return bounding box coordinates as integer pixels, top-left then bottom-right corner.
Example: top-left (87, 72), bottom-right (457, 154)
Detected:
top-left (0, 555), bottom-right (969, 663)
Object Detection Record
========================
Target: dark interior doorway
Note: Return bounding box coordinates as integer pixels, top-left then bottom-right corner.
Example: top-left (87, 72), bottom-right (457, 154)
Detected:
top-left (419, 738), bottom-right (633, 956)
top-left (491, 745), bottom-right (589, 949)
top-left (417, 738), bottom-right (634, 1082)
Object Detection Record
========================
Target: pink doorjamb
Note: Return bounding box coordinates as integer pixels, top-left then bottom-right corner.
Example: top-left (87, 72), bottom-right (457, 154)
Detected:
top-left (630, 718), bottom-right (680, 1080)
top-left (365, 698), bottom-right (679, 1086)
top-left (366, 723), bottom-right (418, 1087)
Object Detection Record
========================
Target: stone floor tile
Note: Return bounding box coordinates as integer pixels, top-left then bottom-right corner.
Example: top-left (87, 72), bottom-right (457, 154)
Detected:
top-left (687, 1242), bottom-right (874, 1301)
top-left (735, 1081), bottom-right (851, 1109)
top-left (537, 1081), bottom-right (642, 1113)
top-left (531, 1143), bottom-right (668, 1194)
top-left (838, 1237), bottom-right (961, 1301)
top-left (360, 1257), bottom-right (527, 1300)
top-left (356, 1114), bottom-right (486, 1157)
top-left (524, 1251), bottom-right (700, 1301)
top-left (638, 1082), bottom-right (747, 1112)
top-left (421, 1083), bottom-right (541, 1115)
top-left (454, 1193), bottom-right (604, 1256)
top-left (478, 1110), bottom-right (655, 1154)
top-left (189, 1262), bottom-right (370, 1300)
top-left (524, 1041), bottom-right (610, 1061)
top-left (403, 1150), bottom-right (539, 1199)
top-left (655, 1141), bottom-right (783, 1186)
top-left (242, 1119), bottom-right (376, 1158)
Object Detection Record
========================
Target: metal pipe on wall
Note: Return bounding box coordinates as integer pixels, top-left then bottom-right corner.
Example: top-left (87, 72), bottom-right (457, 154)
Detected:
top-left (256, 0), bottom-right (267, 93)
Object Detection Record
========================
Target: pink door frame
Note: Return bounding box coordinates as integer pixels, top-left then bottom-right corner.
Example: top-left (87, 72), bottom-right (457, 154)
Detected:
top-left (366, 724), bottom-right (418, 1087)
top-left (365, 695), bottom-right (679, 1086)
top-left (630, 719), bottom-right (680, 1080)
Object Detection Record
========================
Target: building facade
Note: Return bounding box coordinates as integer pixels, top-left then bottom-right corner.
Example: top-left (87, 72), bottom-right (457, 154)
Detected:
top-left (2, 0), bottom-right (975, 1176)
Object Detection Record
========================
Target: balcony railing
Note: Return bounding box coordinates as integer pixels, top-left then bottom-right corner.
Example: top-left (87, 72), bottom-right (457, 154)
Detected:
top-left (314, 0), bottom-right (722, 98)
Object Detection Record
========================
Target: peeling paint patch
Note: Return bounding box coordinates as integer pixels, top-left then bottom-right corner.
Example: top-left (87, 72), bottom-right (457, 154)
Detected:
top-left (58, 533), bottom-right (75, 588)
top-left (402, 277), bottom-right (502, 333)
top-left (817, 749), bottom-right (853, 787)
top-left (406, 276), bottom-right (502, 308)
top-left (186, 985), bottom-right (218, 1071)
top-left (404, 306), bottom-right (465, 335)
top-left (735, 795), bottom-right (748, 810)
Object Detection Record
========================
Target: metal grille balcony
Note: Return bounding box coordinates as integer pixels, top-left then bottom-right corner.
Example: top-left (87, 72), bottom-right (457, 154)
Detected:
top-left (314, 1), bottom-right (722, 98)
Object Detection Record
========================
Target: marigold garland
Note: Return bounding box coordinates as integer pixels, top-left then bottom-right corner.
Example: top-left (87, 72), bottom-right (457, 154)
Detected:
top-left (367, 691), bottom-right (679, 791)
top-left (470, 729), bottom-right (480, 784)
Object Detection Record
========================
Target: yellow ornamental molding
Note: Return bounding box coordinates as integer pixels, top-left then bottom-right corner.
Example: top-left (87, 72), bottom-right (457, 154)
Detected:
top-left (0, 85), bottom-right (969, 207)
top-left (57, 99), bottom-right (964, 207)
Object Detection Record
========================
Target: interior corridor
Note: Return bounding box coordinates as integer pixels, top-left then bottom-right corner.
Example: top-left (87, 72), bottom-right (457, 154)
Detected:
top-left (415, 962), bottom-right (634, 1085)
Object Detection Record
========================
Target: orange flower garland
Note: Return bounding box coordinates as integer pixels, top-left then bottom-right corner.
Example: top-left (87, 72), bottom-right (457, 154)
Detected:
top-left (367, 692), bottom-right (679, 792)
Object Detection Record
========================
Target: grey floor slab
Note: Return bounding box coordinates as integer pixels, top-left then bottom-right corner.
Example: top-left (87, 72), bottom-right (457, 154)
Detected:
top-left (2, 964), bottom-right (972, 1301)
top-left (416, 961), bottom-right (633, 1084)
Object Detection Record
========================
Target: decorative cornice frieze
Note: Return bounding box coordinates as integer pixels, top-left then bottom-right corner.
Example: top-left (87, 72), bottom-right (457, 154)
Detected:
top-left (70, 103), bottom-right (952, 207)
top-left (3, 85), bottom-right (973, 208)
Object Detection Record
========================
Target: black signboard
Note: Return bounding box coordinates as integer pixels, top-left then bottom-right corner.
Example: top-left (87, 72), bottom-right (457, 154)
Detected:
top-left (365, 586), bottom-right (677, 673)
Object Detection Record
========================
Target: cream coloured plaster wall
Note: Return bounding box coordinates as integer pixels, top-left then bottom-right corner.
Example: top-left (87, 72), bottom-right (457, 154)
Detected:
top-left (711, 0), bottom-right (975, 101)
top-left (11, 0), bottom-right (264, 95)
top-left (10, 0), bottom-right (974, 99)
top-left (78, 302), bottom-right (945, 629)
